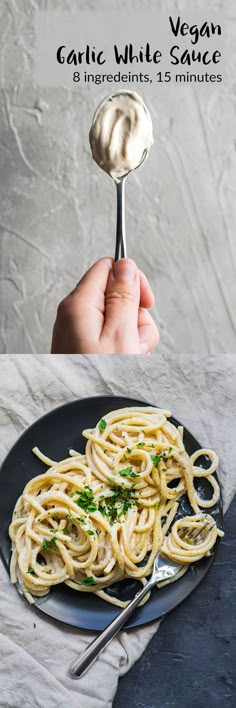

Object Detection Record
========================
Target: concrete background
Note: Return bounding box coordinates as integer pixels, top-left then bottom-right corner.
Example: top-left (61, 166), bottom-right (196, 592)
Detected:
top-left (0, 0), bottom-right (235, 353)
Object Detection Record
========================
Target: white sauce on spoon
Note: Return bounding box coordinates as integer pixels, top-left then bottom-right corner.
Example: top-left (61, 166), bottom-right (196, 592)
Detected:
top-left (89, 91), bottom-right (153, 182)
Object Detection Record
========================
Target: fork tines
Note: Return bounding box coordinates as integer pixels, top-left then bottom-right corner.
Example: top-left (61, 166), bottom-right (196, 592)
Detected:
top-left (179, 517), bottom-right (216, 544)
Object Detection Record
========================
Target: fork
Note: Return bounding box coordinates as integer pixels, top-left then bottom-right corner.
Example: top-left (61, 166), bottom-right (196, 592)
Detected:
top-left (69, 520), bottom-right (215, 679)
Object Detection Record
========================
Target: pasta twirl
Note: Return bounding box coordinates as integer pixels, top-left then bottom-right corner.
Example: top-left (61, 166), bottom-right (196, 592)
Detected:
top-left (9, 407), bottom-right (223, 607)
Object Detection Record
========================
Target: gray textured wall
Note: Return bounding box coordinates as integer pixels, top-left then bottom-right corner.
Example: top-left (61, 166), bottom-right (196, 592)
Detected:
top-left (0, 0), bottom-right (235, 353)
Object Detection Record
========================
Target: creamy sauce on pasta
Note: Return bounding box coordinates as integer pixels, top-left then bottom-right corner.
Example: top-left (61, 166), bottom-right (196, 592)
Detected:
top-left (9, 407), bottom-right (223, 608)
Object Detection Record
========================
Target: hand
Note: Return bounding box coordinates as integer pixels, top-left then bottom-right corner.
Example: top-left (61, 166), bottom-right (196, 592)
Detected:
top-left (51, 257), bottom-right (159, 354)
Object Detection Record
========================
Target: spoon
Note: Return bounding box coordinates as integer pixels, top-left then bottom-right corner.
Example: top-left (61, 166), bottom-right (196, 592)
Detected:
top-left (114, 145), bottom-right (148, 262)
top-left (90, 91), bottom-right (152, 261)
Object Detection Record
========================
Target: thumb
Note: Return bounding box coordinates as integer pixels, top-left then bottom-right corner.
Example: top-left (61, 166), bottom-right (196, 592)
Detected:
top-left (102, 258), bottom-right (140, 353)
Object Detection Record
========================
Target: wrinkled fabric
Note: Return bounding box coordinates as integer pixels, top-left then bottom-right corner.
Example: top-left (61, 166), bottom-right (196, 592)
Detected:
top-left (0, 354), bottom-right (235, 708)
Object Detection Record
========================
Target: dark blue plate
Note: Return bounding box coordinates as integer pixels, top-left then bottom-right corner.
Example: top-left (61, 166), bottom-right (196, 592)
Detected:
top-left (0, 395), bottom-right (223, 630)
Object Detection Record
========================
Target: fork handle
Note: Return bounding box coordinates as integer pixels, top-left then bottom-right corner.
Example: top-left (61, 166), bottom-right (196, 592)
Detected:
top-left (69, 579), bottom-right (154, 679)
top-left (115, 179), bottom-right (127, 261)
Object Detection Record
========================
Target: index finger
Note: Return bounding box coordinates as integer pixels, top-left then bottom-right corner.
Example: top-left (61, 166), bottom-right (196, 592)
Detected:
top-left (70, 257), bottom-right (113, 314)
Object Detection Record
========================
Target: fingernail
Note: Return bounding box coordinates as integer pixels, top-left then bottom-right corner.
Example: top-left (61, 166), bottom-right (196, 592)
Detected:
top-left (113, 259), bottom-right (136, 281)
top-left (140, 342), bottom-right (149, 354)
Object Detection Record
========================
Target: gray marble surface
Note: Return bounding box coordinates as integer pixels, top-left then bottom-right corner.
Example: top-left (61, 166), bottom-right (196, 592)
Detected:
top-left (0, 0), bottom-right (236, 353)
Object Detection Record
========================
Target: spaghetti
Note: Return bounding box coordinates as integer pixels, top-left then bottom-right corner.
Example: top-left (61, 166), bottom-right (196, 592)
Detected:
top-left (9, 407), bottom-right (223, 606)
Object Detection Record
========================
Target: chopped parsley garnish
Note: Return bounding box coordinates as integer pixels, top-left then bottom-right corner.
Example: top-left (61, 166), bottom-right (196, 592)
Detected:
top-left (86, 503), bottom-right (97, 512)
top-left (76, 516), bottom-right (86, 524)
top-left (27, 567), bottom-right (35, 574)
top-left (98, 482), bottom-right (138, 524)
top-left (119, 466), bottom-right (138, 479)
top-left (150, 454), bottom-right (163, 468)
top-left (42, 537), bottom-right (57, 551)
top-left (98, 418), bottom-right (107, 433)
top-left (150, 448), bottom-right (172, 468)
top-left (136, 442), bottom-right (145, 448)
top-left (62, 527), bottom-right (70, 535)
top-left (83, 576), bottom-right (95, 586)
top-left (98, 503), bottom-right (107, 516)
top-left (86, 530), bottom-right (95, 536)
top-left (74, 486), bottom-right (97, 513)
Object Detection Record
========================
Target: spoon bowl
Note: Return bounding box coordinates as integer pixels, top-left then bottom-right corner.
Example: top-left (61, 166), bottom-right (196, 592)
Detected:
top-left (89, 90), bottom-right (153, 260)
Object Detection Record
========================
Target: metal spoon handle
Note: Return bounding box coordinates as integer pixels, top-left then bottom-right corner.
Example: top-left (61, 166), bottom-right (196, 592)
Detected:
top-left (69, 579), bottom-right (154, 680)
top-left (115, 179), bottom-right (127, 261)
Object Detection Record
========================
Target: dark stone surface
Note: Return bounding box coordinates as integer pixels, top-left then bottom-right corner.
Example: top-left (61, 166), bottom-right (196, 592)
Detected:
top-left (114, 498), bottom-right (236, 708)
